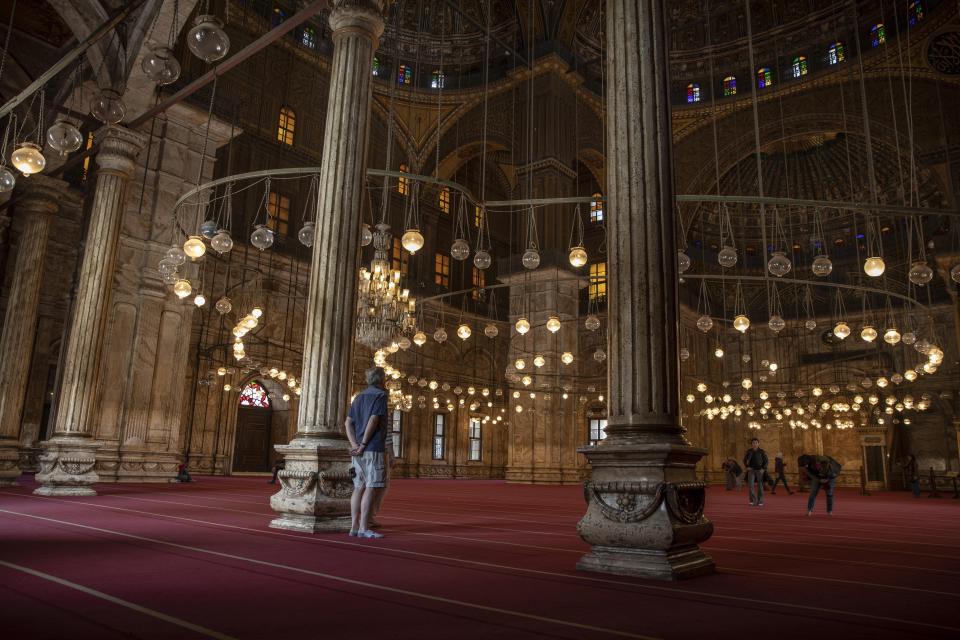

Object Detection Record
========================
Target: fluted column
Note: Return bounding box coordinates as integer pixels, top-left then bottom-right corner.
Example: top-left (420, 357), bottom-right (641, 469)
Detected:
top-left (35, 125), bottom-right (146, 496)
top-left (576, 0), bottom-right (714, 580)
top-left (270, 0), bottom-right (385, 532)
top-left (0, 176), bottom-right (67, 485)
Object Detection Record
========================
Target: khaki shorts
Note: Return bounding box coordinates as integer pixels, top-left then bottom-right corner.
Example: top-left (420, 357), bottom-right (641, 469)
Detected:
top-left (352, 451), bottom-right (386, 489)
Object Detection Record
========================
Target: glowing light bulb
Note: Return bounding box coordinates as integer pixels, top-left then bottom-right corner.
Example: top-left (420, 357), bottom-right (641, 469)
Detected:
top-left (546, 316), bottom-right (561, 333)
top-left (863, 256), bottom-right (885, 277)
top-left (733, 315), bottom-right (750, 333)
top-left (515, 318), bottom-right (530, 335)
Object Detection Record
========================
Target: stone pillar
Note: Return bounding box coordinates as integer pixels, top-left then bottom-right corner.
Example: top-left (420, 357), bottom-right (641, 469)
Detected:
top-left (0, 176), bottom-right (67, 485)
top-left (270, 0), bottom-right (385, 532)
top-left (35, 126), bottom-right (146, 496)
top-left (576, 0), bottom-right (715, 580)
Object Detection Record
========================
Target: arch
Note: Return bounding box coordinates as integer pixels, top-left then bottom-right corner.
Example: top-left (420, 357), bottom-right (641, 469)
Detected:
top-left (723, 75), bottom-right (737, 97)
top-left (757, 67), bottom-right (774, 89)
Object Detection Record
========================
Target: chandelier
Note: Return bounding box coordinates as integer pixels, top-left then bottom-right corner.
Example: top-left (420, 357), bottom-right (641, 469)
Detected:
top-left (356, 223), bottom-right (416, 349)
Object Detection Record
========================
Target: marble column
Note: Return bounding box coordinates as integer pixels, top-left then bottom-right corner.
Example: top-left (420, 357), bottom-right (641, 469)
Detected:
top-left (0, 176), bottom-right (67, 485)
top-left (576, 0), bottom-right (715, 580)
top-left (35, 126), bottom-right (146, 496)
top-left (270, 0), bottom-right (385, 532)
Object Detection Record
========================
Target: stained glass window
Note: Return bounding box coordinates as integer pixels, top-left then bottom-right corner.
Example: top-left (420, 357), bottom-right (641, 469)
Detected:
top-left (908, 1), bottom-right (923, 26)
top-left (590, 193), bottom-right (604, 222)
top-left (431, 70), bottom-right (445, 89)
top-left (372, 56), bottom-right (381, 76)
top-left (271, 6), bottom-right (286, 27)
top-left (828, 42), bottom-right (845, 65)
top-left (757, 67), bottom-right (773, 88)
top-left (687, 83), bottom-right (701, 103)
top-left (792, 56), bottom-right (808, 78)
top-left (871, 23), bottom-right (886, 48)
top-left (723, 75), bottom-right (737, 96)
top-left (239, 381), bottom-right (271, 408)
top-left (301, 27), bottom-right (316, 49)
top-left (398, 64), bottom-right (413, 85)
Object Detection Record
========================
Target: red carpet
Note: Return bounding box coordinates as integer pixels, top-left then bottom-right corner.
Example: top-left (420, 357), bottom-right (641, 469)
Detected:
top-left (1, 477), bottom-right (958, 639)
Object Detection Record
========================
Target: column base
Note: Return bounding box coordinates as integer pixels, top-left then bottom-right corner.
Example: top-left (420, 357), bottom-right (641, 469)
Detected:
top-left (576, 440), bottom-right (715, 581)
top-left (269, 436), bottom-right (354, 533)
top-left (34, 436), bottom-right (100, 496)
top-left (0, 437), bottom-right (21, 486)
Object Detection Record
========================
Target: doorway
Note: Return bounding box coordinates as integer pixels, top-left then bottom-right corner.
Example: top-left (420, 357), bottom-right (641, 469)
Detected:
top-left (232, 380), bottom-right (273, 473)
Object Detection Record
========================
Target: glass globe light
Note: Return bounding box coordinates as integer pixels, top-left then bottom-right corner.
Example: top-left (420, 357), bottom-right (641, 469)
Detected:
top-left (514, 359), bottom-right (525, 370)
top-left (433, 327), bottom-right (447, 343)
top-left (569, 246), bottom-right (588, 268)
top-left (250, 307), bottom-right (263, 319)
top-left (717, 245), bottom-right (738, 268)
top-left (521, 376), bottom-right (533, 386)
top-left (157, 258), bottom-right (178, 277)
top-left (767, 251), bottom-right (792, 277)
top-left (908, 262), bottom-right (933, 286)
top-left (951, 263), bottom-right (960, 284)
top-left (473, 250), bottom-right (492, 270)
top-left (804, 319), bottom-right (817, 331)
top-left (200, 220), bottom-right (218, 239)
top-left (10, 142), bottom-right (45, 176)
top-left (680, 347), bottom-right (690, 361)
top-left (46, 119), bottom-right (83, 156)
top-left (811, 255), bottom-right (833, 277)
top-left (451, 238), bottom-right (470, 261)
top-left (193, 293), bottom-right (206, 307)
top-left (141, 46), bottom-right (181, 85)
top-left (876, 377), bottom-right (888, 388)
top-left (546, 316), bottom-right (561, 333)
top-left (250, 224), bottom-right (274, 251)
top-left (923, 362), bottom-right (937, 374)
top-left (282, 393), bottom-right (291, 402)
top-left (224, 384), bottom-right (232, 392)
top-left (215, 297), bottom-right (232, 315)
top-left (90, 89), bottom-right (126, 125)
top-left (522, 248), bottom-right (541, 270)
top-left (166, 245), bottom-right (187, 266)
top-left (161, 272), bottom-right (177, 284)
top-left (678, 250), bottom-right (691, 274)
top-left (901, 331), bottom-right (916, 345)
top-left (714, 347), bottom-right (724, 358)
top-left (0, 166), bottom-right (15, 192)
top-left (483, 324), bottom-right (498, 338)
top-left (457, 324), bottom-right (472, 340)
top-left (883, 328), bottom-right (901, 345)
top-left (891, 373), bottom-right (903, 385)
top-left (401, 228), bottom-right (424, 254)
top-left (585, 314), bottom-right (600, 331)
top-left (515, 318), bottom-right (530, 335)
top-left (742, 378), bottom-right (753, 389)
top-left (360, 224), bottom-right (373, 247)
top-left (904, 369), bottom-right (917, 381)
top-left (593, 348), bottom-right (607, 362)
top-left (733, 314), bottom-right (750, 333)
top-left (696, 315), bottom-right (713, 332)
top-left (768, 315), bottom-right (785, 333)
top-left (187, 15), bottom-right (231, 63)
top-left (413, 331), bottom-right (427, 346)
top-left (863, 256), bottom-right (885, 277)
top-left (860, 326), bottom-right (877, 342)
top-left (533, 355), bottom-right (546, 368)
top-left (210, 229), bottom-right (233, 254)
top-left (833, 321), bottom-right (851, 339)
top-left (183, 235), bottom-right (206, 259)
top-left (297, 222), bottom-right (315, 248)
top-left (914, 338), bottom-right (931, 354)
top-left (561, 352), bottom-right (574, 365)
top-left (173, 279), bottom-right (192, 299)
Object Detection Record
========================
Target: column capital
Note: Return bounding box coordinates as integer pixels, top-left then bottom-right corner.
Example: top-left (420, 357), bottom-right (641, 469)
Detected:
top-left (93, 125), bottom-right (147, 176)
top-left (329, 0), bottom-right (386, 40)
top-left (13, 175), bottom-right (70, 217)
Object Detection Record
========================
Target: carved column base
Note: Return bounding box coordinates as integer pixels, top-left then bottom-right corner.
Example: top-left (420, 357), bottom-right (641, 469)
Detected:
top-left (576, 441), bottom-right (715, 581)
top-left (0, 437), bottom-right (21, 486)
top-left (269, 436), bottom-right (354, 533)
top-left (33, 436), bottom-right (101, 496)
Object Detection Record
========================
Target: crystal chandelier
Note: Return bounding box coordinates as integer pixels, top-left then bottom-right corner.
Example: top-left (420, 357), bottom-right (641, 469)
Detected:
top-left (356, 223), bottom-right (416, 349)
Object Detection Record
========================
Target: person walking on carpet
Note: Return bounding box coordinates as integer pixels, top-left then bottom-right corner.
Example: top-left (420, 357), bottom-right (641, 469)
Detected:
top-left (771, 452), bottom-right (793, 495)
top-left (743, 438), bottom-right (768, 507)
top-left (903, 454), bottom-right (921, 497)
top-left (799, 454), bottom-right (842, 515)
top-left (345, 366), bottom-right (390, 539)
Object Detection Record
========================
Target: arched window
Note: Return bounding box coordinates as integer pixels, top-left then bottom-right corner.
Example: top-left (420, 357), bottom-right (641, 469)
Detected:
top-left (686, 83), bottom-right (701, 103)
top-left (239, 381), bottom-right (271, 408)
top-left (870, 23), bottom-right (886, 48)
top-left (398, 64), bottom-right (413, 85)
top-left (908, 1), bottom-right (923, 26)
top-left (792, 56), bottom-right (808, 78)
top-left (301, 27), bottom-right (316, 49)
top-left (757, 67), bottom-right (773, 88)
top-left (398, 163), bottom-right (410, 195)
top-left (277, 106), bottom-right (295, 146)
top-left (372, 56), bottom-right (381, 76)
top-left (438, 186), bottom-right (450, 213)
top-left (723, 75), bottom-right (737, 96)
top-left (828, 42), bottom-right (845, 65)
top-left (590, 193), bottom-right (604, 223)
top-left (431, 70), bottom-right (445, 89)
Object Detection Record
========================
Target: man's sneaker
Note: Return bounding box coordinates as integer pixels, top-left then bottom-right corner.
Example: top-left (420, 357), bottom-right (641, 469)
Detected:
top-left (358, 530), bottom-right (384, 539)
top-left (758, 502), bottom-right (765, 507)
top-left (348, 530), bottom-right (358, 537)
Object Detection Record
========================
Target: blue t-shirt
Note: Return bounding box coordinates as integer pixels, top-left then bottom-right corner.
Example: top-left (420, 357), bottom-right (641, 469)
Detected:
top-left (348, 386), bottom-right (388, 453)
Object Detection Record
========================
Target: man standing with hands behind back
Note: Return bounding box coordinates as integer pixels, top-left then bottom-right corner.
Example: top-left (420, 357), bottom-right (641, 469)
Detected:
top-left (743, 437), bottom-right (769, 507)
top-left (345, 366), bottom-right (392, 538)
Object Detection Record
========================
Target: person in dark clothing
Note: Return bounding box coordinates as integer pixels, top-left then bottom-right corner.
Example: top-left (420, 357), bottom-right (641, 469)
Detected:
top-left (904, 454), bottom-right (920, 497)
top-left (743, 438), bottom-right (769, 507)
top-left (722, 458), bottom-right (743, 490)
top-left (771, 452), bottom-right (793, 495)
top-left (799, 454), bottom-right (842, 515)
top-left (175, 463), bottom-right (192, 483)
top-left (268, 458), bottom-right (285, 484)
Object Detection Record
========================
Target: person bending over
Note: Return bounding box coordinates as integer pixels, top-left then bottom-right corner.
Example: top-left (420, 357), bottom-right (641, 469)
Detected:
top-left (799, 454), bottom-right (842, 516)
top-left (743, 438), bottom-right (768, 507)
top-left (345, 366), bottom-right (390, 539)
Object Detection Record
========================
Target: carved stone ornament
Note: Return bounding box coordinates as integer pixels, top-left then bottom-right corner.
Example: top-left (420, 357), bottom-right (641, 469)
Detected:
top-left (584, 481), bottom-right (665, 524)
top-left (58, 456), bottom-right (96, 477)
top-left (317, 471), bottom-right (355, 499)
top-left (665, 481), bottom-right (708, 525)
top-left (278, 469), bottom-right (318, 497)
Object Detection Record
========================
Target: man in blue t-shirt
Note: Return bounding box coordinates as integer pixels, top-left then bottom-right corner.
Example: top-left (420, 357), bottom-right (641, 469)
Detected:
top-left (345, 366), bottom-right (390, 538)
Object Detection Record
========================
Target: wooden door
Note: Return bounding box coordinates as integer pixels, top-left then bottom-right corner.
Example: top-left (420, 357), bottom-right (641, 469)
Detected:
top-left (233, 407), bottom-right (272, 472)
